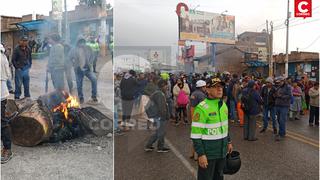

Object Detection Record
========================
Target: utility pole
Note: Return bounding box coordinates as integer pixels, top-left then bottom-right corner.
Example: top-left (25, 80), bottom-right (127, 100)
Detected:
top-left (266, 20), bottom-right (270, 76)
top-left (64, 0), bottom-right (69, 43)
top-left (285, 0), bottom-right (290, 77)
top-left (270, 21), bottom-right (274, 77)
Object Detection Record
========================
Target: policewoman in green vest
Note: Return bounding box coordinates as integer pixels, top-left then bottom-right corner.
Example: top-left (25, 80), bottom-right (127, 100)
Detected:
top-left (86, 37), bottom-right (100, 73)
top-left (191, 78), bottom-right (233, 180)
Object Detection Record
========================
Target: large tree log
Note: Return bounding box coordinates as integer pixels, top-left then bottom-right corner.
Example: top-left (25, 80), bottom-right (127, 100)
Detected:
top-left (10, 101), bottom-right (53, 147)
top-left (78, 107), bottom-right (113, 136)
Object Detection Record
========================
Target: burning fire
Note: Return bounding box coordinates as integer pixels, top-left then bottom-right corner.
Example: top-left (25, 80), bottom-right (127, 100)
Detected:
top-left (53, 94), bottom-right (80, 120)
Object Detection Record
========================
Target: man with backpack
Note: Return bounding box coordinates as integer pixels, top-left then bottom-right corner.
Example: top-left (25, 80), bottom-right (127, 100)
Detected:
top-left (241, 80), bottom-right (263, 141)
top-left (69, 38), bottom-right (97, 104)
top-left (145, 79), bottom-right (170, 153)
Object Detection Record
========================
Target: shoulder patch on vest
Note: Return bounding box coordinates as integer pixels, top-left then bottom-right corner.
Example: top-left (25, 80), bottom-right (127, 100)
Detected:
top-left (199, 101), bottom-right (209, 109)
top-left (193, 113), bottom-right (200, 122)
top-left (199, 101), bottom-right (206, 106)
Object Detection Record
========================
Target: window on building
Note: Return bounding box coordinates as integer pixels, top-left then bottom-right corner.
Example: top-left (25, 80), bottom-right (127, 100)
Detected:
top-left (256, 36), bottom-right (266, 43)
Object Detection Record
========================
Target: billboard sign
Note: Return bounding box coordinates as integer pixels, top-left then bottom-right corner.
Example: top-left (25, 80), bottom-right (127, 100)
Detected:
top-left (177, 3), bottom-right (235, 44)
top-left (52, 0), bottom-right (63, 20)
top-left (257, 47), bottom-right (268, 61)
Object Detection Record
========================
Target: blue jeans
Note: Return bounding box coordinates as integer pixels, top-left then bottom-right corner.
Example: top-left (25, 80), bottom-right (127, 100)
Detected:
top-left (146, 118), bottom-right (166, 149)
top-left (14, 68), bottom-right (30, 99)
top-left (74, 68), bottom-right (97, 100)
top-left (114, 105), bottom-right (119, 130)
top-left (229, 99), bottom-right (237, 120)
top-left (263, 106), bottom-right (276, 129)
top-left (6, 79), bottom-right (13, 91)
top-left (275, 106), bottom-right (289, 136)
top-left (309, 106), bottom-right (319, 125)
top-left (51, 69), bottom-right (65, 91)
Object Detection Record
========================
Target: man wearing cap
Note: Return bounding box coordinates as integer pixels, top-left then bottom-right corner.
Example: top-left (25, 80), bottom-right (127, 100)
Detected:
top-left (189, 79), bottom-right (207, 160)
top-left (191, 78), bottom-right (233, 180)
top-left (190, 80), bottom-right (207, 118)
top-left (11, 36), bottom-right (32, 99)
top-left (260, 77), bottom-right (277, 134)
top-left (273, 76), bottom-right (292, 141)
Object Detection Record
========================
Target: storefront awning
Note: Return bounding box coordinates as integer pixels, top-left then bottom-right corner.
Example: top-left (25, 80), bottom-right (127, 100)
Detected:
top-left (242, 60), bottom-right (268, 67)
top-left (12, 19), bottom-right (50, 31)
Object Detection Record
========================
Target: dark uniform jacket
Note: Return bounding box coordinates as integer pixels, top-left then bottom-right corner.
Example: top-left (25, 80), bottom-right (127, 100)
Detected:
top-left (12, 45), bottom-right (32, 69)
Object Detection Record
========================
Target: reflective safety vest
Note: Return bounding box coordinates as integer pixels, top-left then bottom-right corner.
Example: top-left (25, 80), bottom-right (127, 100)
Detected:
top-left (191, 98), bottom-right (229, 140)
top-left (86, 42), bottom-right (100, 52)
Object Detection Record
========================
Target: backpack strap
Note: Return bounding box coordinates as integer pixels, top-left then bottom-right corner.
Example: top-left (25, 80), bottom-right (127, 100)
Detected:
top-left (149, 90), bottom-right (161, 100)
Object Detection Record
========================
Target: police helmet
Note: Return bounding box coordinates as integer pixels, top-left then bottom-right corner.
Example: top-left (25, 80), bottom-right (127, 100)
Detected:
top-left (223, 151), bottom-right (241, 175)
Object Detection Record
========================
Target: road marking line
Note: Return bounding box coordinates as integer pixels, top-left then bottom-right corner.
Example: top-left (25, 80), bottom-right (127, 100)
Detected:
top-left (165, 138), bottom-right (197, 178)
top-left (286, 134), bottom-right (319, 148)
top-left (286, 131), bottom-right (319, 144)
top-left (260, 120), bottom-right (319, 144)
top-left (256, 122), bottom-right (319, 148)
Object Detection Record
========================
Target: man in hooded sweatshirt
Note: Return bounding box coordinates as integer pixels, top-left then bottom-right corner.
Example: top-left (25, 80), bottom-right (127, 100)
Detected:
top-left (120, 70), bottom-right (138, 128)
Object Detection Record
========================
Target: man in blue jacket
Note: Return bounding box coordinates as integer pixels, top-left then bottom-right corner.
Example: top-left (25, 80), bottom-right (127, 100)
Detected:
top-left (242, 80), bottom-right (263, 141)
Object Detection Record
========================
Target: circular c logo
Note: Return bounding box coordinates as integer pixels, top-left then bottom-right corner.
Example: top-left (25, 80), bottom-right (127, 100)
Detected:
top-left (298, 1), bottom-right (309, 13)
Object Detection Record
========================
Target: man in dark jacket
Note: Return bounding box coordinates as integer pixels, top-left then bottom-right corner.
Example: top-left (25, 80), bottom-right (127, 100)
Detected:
top-left (145, 79), bottom-right (170, 153)
top-left (120, 70), bottom-right (138, 128)
top-left (12, 36), bottom-right (32, 99)
top-left (242, 80), bottom-right (263, 141)
top-left (227, 74), bottom-right (239, 122)
top-left (274, 76), bottom-right (292, 141)
top-left (260, 77), bottom-right (277, 134)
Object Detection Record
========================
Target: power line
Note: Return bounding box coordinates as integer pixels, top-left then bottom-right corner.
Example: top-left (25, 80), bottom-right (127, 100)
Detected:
top-left (286, 6), bottom-right (320, 25)
top-left (300, 34), bottom-right (320, 50)
top-left (273, 18), bottom-right (320, 31)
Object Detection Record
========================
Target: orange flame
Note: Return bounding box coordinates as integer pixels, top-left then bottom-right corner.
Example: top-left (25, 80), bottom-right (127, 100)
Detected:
top-left (53, 95), bottom-right (80, 120)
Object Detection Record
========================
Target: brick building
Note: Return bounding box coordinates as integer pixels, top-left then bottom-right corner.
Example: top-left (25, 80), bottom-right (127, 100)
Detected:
top-left (193, 31), bottom-right (270, 76)
top-left (273, 51), bottom-right (319, 81)
top-left (1, 14), bottom-right (46, 58)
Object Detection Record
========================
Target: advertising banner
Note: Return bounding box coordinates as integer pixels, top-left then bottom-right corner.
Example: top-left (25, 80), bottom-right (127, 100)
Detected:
top-left (178, 7), bottom-right (235, 44)
top-left (52, 0), bottom-right (63, 20)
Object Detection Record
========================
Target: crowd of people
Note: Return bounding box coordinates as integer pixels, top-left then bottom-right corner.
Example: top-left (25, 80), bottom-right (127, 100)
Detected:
top-left (0, 34), bottom-right (101, 164)
top-left (114, 69), bottom-right (319, 179)
top-left (114, 69), bottom-right (319, 145)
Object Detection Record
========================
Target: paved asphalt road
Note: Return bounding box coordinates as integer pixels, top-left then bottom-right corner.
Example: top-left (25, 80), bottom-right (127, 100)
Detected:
top-left (115, 113), bottom-right (319, 180)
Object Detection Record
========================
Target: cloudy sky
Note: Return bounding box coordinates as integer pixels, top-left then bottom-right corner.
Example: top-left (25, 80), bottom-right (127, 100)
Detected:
top-left (1, 0), bottom-right (319, 54)
top-left (0, 0), bottom-right (79, 16)
top-left (115, 0), bottom-right (320, 54)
